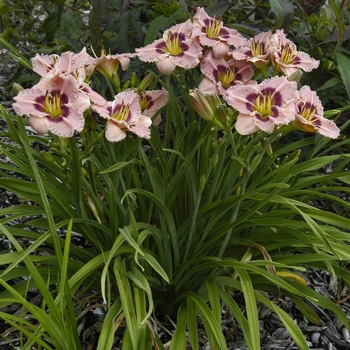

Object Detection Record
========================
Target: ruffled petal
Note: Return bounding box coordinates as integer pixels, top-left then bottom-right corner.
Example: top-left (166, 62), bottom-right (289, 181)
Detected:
top-left (46, 107), bottom-right (85, 137)
top-left (235, 114), bottom-right (260, 135)
top-left (129, 115), bottom-right (152, 139)
top-left (156, 58), bottom-right (176, 75)
top-left (224, 84), bottom-right (259, 114)
top-left (212, 42), bottom-right (230, 58)
top-left (198, 77), bottom-right (219, 95)
top-left (136, 39), bottom-right (169, 62)
top-left (13, 87), bottom-right (48, 117)
top-left (105, 121), bottom-right (127, 142)
top-left (28, 115), bottom-right (49, 134)
top-left (31, 54), bottom-right (58, 76)
top-left (316, 118), bottom-right (340, 139)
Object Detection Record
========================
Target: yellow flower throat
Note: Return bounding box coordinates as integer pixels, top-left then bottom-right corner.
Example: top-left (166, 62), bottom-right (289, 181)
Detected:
top-left (44, 91), bottom-right (62, 119)
top-left (254, 93), bottom-right (273, 118)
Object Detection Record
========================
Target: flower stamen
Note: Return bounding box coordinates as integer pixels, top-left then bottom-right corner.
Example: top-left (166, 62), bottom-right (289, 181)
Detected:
top-left (254, 93), bottom-right (273, 118)
top-left (251, 41), bottom-right (265, 57)
top-left (280, 43), bottom-right (297, 65)
top-left (139, 92), bottom-right (151, 111)
top-left (206, 17), bottom-right (223, 38)
top-left (300, 104), bottom-right (317, 121)
top-left (165, 32), bottom-right (183, 56)
top-left (112, 102), bottom-right (130, 121)
top-left (44, 91), bottom-right (63, 119)
top-left (218, 68), bottom-right (236, 89)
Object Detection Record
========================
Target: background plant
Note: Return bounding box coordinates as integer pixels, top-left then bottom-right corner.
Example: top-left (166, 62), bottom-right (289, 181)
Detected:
top-left (1, 1), bottom-right (350, 350)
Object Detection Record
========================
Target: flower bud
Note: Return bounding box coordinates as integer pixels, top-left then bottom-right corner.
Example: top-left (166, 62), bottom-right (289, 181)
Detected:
top-left (288, 70), bottom-right (303, 83)
top-left (112, 73), bottom-right (120, 90)
top-left (85, 111), bottom-right (97, 131)
top-left (189, 89), bottom-right (224, 128)
top-left (12, 83), bottom-right (24, 95)
top-left (130, 71), bottom-right (138, 89)
top-left (215, 105), bottom-right (228, 125)
top-left (189, 89), bottom-right (213, 122)
top-left (122, 80), bottom-right (130, 90)
top-left (137, 73), bottom-right (154, 92)
top-left (40, 151), bottom-right (60, 168)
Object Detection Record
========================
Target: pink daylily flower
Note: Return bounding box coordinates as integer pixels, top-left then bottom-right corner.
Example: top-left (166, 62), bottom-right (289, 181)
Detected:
top-left (224, 76), bottom-right (297, 135)
top-left (91, 90), bottom-right (152, 142)
top-left (269, 29), bottom-right (319, 77)
top-left (32, 48), bottom-right (108, 108)
top-left (13, 74), bottom-right (89, 137)
top-left (32, 47), bottom-right (92, 84)
top-left (199, 51), bottom-right (254, 95)
top-left (232, 31), bottom-right (273, 69)
top-left (80, 83), bottom-right (108, 107)
top-left (137, 88), bottom-right (169, 126)
top-left (136, 20), bottom-right (202, 75)
top-left (293, 86), bottom-right (339, 138)
top-left (85, 50), bottom-right (136, 78)
top-left (192, 7), bottom-right (246, 58)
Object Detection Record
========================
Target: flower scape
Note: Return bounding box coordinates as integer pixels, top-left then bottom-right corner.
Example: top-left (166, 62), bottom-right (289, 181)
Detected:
top-left (2, 4), bottom-right (349, 350)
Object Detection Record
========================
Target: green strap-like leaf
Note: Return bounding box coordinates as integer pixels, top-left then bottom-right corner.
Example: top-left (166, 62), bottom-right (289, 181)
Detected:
top-left (114, 257), bottom-right (139, 350)
top-left (328, 0), bottom-right (345, 55)
top-left (186, 292), bottom-right (227, 349)
top-left (186, 297), bottom-right (198, 350)
top-left (96, 299), bottom-right (122, 350)
top-left (170, 304), bottom-right (187, 350)
top-left (127, 265), bottom-right (154, 324)
top-left (336, 52), bottom-right (350, 101)
top-left (256, 293), bottom-right (310, 350)
top-left (235, 268), bottom-right (260, 350)
top-left (268, 0), bottom-right (294, 31)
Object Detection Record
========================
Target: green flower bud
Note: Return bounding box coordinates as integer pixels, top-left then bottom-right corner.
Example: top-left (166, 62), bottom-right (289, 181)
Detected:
top-left (189, 89), bottom-right (224, 128)
top-left (40, 151), bottom-right (60, 168)
top-left (12, 83), bottom-right (24, 95)
top-left (112, 73), bottom-right (120, 90)
top-left (130, 71), bottom-right (138, 89)
top-left (215, 105), bottom-right (228, 125)
top-left (122, 80), bottom-right (130, 90)
top-left (287, 70), bottom-right (303, 83)
top-left (137, 73), bottom-right (154, 92)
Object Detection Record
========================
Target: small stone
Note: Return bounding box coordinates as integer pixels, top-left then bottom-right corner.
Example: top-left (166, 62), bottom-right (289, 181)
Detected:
top-left (343, 327), bottom-right (350, 343)
top-left (311, 332), bottom-right (321, 344)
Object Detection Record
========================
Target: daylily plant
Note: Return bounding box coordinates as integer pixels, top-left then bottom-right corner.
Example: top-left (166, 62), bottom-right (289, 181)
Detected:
top-left (4, 5), bottom-right (347, 350)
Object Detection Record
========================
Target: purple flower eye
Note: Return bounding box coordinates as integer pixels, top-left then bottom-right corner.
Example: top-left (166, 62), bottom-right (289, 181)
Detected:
top-left (224, 76), bottom-right (298, 135)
